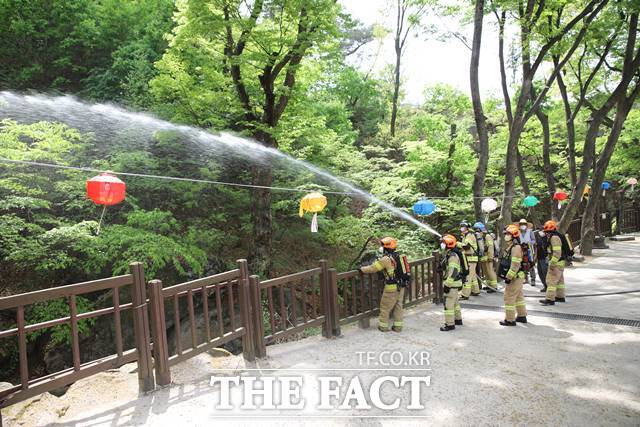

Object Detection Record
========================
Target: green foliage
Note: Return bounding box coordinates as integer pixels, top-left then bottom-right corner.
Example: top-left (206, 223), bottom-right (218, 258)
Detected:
top-left (27, 297), bottom-right (96, 345)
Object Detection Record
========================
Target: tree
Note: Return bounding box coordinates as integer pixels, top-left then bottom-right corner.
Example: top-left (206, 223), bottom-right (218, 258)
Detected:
top-left (153, 0), bottom-right (340, 275)
top-left (0, 0), bottom-right (174, 104)
top-left (390, 0), bottom-right (429, 137)
top-left (492, 0), bottom-right (609, 228)
top-left (559, 8), bottom-right (640, 253)
top-left (469, 0), bottom-right (490, 221)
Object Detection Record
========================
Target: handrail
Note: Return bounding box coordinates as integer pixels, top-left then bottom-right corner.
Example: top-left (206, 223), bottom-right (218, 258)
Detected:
top-left (0, 275), bottom-right (133, 310)
top-left (260, 268), bottom-right (322, 288)
top-left (161, 269), bottom-right (240, 296)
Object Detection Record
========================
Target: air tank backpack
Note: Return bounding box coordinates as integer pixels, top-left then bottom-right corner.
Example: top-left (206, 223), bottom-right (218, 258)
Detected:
top-left (390, 252), bottom-right (412, 288)
top-left (476, 232), bottom-right (486, 258)
top-left (498, 243), bottom-right (532, 278)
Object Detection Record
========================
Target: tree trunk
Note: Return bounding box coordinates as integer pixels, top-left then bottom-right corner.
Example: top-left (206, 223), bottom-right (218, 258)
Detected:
top-left (537, 108), bottom-right (558, 220)
top-left (516, 146), bottom-right (541, 227)
top-left (390, 41), bottom-right (401, 137)
top-left (248, 131), bottom-right (276, 276)
top-left (499, 108), bottom-right (528, 229)
top-left (470, 0), bottom-right (490, 222)
top-left (580, 88), bottom-right (638, 254)
top-left (444, 123), bottom-right (457, 196)
top-left (556, 70), bottom-right (578, 188)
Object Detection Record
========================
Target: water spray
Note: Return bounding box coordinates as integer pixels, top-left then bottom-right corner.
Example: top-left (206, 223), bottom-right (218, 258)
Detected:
top-left (0, 91), bottom-right (442, 238)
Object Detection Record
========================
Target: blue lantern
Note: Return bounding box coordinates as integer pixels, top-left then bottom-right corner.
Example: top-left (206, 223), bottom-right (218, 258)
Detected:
top-left (601, 181), bottom-right (611, 196)
top-left (413, 199), bottom-right (436, 216)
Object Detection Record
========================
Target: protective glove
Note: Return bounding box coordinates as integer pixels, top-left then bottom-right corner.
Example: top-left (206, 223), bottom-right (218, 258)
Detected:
top-left (505, 278), bottom-right (511, 284)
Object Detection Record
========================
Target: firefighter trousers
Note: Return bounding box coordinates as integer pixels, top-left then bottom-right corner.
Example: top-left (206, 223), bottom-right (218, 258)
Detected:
top-left (504, 277), bottom-right (527, 321)
top-left (379, 286), bottom-right (405, 331)
top-left (545, 265), bottom-right (566, 301)
top-left (444, 286), bottom-right (462, 326)
top-left (481, 260), bottom-right (497, 289)
top-left (461, 262), bottom-right (480, 296)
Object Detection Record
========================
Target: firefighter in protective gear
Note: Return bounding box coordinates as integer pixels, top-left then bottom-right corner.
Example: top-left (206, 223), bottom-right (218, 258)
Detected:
top-left (440, 235), bottom-right (463, 331)
top-left (500, 225), bottom-right (528, 326)
top-left (475, 222), bottom-right (498, 292)
top-left (360, 237), bottom-right (404, 332)
top-left (540, 220), bottom-right (566, 305)
top-left (459, 221), bottom-right (480, 299)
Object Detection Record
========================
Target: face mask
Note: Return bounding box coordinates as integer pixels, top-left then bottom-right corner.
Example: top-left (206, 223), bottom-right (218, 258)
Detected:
top-left (504, 235), bottom-right (512, 242)
top-left (378, 246), bottom-right (384, 255)
top-left (538, 231), bottom-right (545, 237)
top-left (520, 225), bottom-right (527, 231)
top-left (440, 243), bottom-right (447, 250)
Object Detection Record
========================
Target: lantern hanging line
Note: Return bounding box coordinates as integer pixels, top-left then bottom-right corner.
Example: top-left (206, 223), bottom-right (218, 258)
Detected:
top-left (1, 158), bottom-right (595, 201)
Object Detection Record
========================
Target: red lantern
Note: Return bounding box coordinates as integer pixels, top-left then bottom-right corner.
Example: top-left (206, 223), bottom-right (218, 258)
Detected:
top-left (86, 173), bottom-right (126, 206)
top-left (553, 191), bottom-right (568, 209)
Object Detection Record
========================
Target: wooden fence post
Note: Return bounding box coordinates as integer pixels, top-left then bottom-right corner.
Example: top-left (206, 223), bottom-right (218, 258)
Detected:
top-left (237, 260), bottom-right (256, 362)
top-left (148, 280), bottom-right (171, 386)
top-left (319, 260), bottom-right (333, 338)
top-left (432, 251), bottom-right (443, 304)
top-left (250, 275), bottom-right (267, 358)
top-left (130, 262), bottom-right (155, 392)
top-left (328, 269), bottom-right (342, 336)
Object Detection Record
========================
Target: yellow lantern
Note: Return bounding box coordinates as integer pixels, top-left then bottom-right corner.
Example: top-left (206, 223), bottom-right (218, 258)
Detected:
top-left (299, 192), bottom-right (327, 233)
top-left (582, 185), bottom-right (590, 200)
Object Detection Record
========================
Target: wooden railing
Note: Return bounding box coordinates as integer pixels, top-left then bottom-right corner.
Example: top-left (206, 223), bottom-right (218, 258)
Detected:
top-left (0, 263), bottom-right (154, 409)
top-left (147, 260), bottom-right (254, 386)
top-left (0, 255), bottom-right (442, 419)
top-left (249, 260), bottom-right (334, 358)
top-left (618, 208), bottom-right (640, 235)
top-left (567, 218), bottom-right (582, 247)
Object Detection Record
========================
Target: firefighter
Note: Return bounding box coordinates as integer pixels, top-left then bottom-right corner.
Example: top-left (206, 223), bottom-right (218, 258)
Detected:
top-left (359, 237), bottom-right (404, 332)
top-left (519, 219), bottom-right (537, 285)
top-left (540, 220), bottom-right (566, 305)
top-left (475, 222), bottom-right (497, 292)
top-left (500, 225), bottom-right (528, 326)
top-left (459, 221), bottom-right (480, 299)
top-left (440, 234), bottom-right (463, 331)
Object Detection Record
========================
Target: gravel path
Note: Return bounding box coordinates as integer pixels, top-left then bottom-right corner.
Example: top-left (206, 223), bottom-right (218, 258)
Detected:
top-left (4, 235), bottom-right (640, 426)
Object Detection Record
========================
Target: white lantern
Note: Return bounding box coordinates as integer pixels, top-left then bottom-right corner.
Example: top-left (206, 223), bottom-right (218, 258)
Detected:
top-left (481, 198), bottom-right (498, 213)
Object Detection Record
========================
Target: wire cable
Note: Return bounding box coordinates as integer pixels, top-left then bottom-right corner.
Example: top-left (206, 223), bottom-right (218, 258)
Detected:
top-left (0, 157), bottom-right (558, 201)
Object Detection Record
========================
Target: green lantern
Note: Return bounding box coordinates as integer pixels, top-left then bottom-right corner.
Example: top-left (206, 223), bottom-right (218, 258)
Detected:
top-left (523, 195), bottom-right (539, 207)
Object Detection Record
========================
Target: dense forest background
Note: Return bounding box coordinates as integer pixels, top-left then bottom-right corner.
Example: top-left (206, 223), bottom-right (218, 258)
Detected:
top-left (0, 0), bottom-right (639, 378)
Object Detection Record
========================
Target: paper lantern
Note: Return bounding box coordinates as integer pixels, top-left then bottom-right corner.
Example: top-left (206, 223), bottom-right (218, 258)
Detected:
top-left (628, 177), bottom-right (637, 191)
top-left (601, 181), bottom-right (611, 196)
top-left (86, 172), bottom-right (126, 234)
top-left (413, 199), bottom-right (436, 216)
top-left (299, 193), bottom-right (327, 233)
top-left (86, 173), bottom-right (126, 206)
top-left (553, 191), bottom-right (568, 209)
top-left (522, 195), bottom-right (539, 208)
top-left (481, 198), bottom-right (498, 213)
